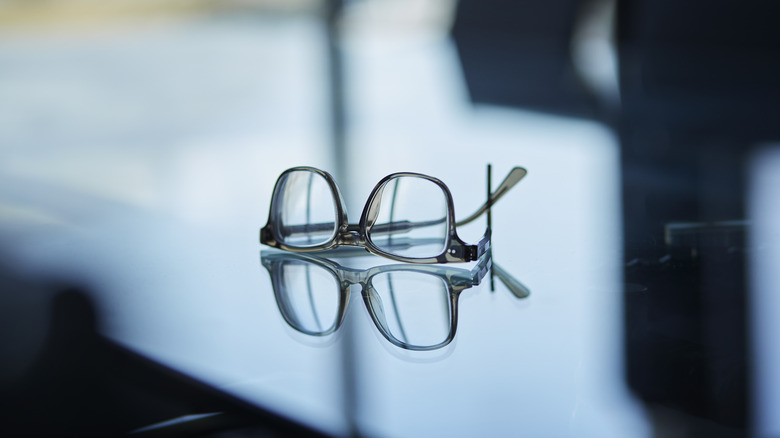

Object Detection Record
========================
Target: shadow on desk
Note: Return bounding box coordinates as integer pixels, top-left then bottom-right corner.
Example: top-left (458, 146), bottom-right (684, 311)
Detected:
top-left (0, 268), bottom-right (330, 438)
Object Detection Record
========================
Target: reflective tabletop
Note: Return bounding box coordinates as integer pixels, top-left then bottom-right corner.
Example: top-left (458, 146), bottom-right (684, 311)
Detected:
top-left (0, 9), bottom-right (650, 437)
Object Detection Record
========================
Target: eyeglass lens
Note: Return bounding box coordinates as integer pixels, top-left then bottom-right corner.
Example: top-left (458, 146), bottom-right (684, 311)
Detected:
top-left (367, 271), bottom-right (452, 348)
top-left (367, 176), bottom-right (449, 258)
top-left (275, 259), bottom-right (453, 349)
top-left (277, 170), bottom-right (338, 247)
top-left (277, 261), bottom-right (341, 335)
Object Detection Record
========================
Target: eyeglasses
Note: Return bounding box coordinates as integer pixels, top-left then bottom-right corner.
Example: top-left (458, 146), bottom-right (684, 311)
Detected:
top-left (260, 165), bottom-right (527, 264)
top-left (260, 249), bottom-right (529, 351)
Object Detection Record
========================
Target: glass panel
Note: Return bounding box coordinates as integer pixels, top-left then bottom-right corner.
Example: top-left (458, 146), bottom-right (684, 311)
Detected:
top-left (368, 271), bottom-right (451, 349)
top-left (276, 170), bottom-right (338, 247)
top-left (275, 261), bottom-right (341, 335)
top-left (367, 176), bottom-right (448, 258)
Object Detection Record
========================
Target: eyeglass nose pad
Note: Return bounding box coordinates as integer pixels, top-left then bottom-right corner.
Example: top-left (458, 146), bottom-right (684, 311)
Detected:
top-left (363, 285), bottom-right (390, 331)
top-left (364, 182), bottom-right (390, 228)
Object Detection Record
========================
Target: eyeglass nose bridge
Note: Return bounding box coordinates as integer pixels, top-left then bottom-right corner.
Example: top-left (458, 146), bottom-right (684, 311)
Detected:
top-left (335, 224), bottom-right (367, 247)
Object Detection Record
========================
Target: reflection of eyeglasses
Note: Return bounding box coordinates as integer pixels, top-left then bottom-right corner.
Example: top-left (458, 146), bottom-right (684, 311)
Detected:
top-left (260, 249), bottom-right (529, 351)
top-left (260, 166), bottom-right (527, 264)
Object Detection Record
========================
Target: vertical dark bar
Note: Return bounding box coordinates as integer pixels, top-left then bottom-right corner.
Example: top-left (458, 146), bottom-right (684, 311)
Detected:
top-left (487, 164), bottom-right (494, 291)
top-left (323, 1), bottom-right (359, 437)
top-left (306, 172), bottom-right (314, 244)
top-left (616, 1), bottom-right (778, 432)
top-left (325, 0), bottom-right (348, 192)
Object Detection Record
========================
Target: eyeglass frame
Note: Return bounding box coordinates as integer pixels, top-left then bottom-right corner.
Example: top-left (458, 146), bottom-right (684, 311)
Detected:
top-left (260, 165), bottom-right (527, 264)
top-left (260, 248), bottom-right (494, 351)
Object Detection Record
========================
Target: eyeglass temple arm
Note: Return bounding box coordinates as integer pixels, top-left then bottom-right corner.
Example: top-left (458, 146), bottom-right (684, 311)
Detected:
top-left (455, 166), bottom-right (527, 227)
top-left (491, 262), bottom-right (531, 299)
top-left (470, 248), bottom-right (530, 298)
top-left (279, 218), bottom-right (445, 238)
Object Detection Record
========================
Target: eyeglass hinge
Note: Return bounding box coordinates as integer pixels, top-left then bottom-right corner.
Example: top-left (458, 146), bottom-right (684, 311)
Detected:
top-left (464, 245), bottom-right (479, 262)
top-left (260, 226), bottom-right (273, 244)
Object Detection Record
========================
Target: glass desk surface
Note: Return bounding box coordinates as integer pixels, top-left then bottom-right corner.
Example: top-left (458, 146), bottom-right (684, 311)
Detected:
top-left (0, 14), bottom-right (649, 437)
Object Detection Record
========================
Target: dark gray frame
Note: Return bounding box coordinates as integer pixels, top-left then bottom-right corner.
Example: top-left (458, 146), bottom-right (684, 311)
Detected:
top-left (260, 166), bottom-right (526, 264)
